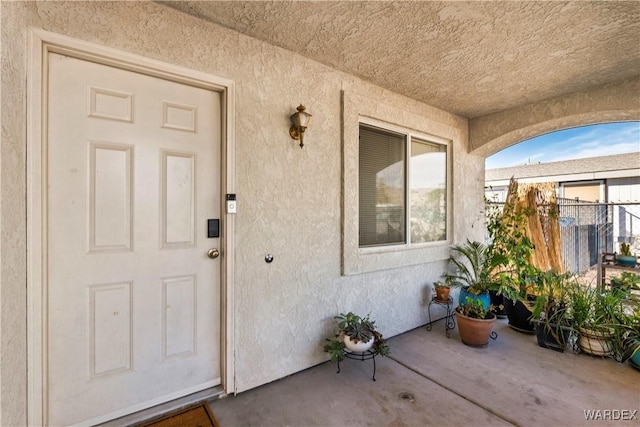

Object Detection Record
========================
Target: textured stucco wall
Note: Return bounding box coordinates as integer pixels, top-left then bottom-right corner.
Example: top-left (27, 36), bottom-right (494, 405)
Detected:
top-left (1, 1), bottom-right (29, 426)
top-left (0, 2), bottom-right (481, 424)
top-left (341, 91), bottom-right (482, 276)
top-left (469, 77), bottom-right (640, 158)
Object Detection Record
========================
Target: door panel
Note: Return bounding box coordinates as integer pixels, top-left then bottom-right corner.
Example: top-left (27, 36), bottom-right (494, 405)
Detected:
top-left (47, 53), bottom-right (221, 426)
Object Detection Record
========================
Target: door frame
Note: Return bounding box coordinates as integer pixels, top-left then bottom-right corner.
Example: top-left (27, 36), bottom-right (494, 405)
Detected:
top-left (26, 28), bottom-right (236, 426)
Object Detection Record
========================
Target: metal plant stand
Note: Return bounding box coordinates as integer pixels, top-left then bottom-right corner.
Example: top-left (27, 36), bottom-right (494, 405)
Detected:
top-left (426, 296), bottom-right (455, 338)
top-left (336, 350), bottom-right (377, 381)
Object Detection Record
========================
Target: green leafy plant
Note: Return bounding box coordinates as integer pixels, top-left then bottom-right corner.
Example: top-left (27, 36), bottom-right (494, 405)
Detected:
top-left (569, 285), bottom-right (625, 333)
top-left (335, 312), bottom-right (374, 344)
top-left (456, 297), bottom-right (498, 320)
top-left (323, 339), bottom-right (346, 363)
top-left (371, 330), bottom-right (391, 357)
top-left (567, 285), bottom-right (628, 356)
top-left (530, 270), bottom-right (576, 325)
top-left (486, 192), bottom-right (539, 304)
top-left (619, 306), bottom-right (640, 362)
top-left (443, 239), bottom-right (504, 296)
top-left (621, 334), bottom-right (640, 363)
top-left (610, 272), bottom-right (640, 299)
top-left (615, 306), bottom-right (640, 363)
top-left (530, 270), bottom-right (577, 344)
top-left (433, 280), bottom-right (452, 302)
top-left (620, 243), bottom-right (632, 257)
top-left (323, 312), bottom-right (391, 361)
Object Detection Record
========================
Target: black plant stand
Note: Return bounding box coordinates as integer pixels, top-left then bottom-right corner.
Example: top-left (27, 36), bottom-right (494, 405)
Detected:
top-left (426, 296), bottom-right (455, 338)
top-left (336, 349), bottom-right (377, 381)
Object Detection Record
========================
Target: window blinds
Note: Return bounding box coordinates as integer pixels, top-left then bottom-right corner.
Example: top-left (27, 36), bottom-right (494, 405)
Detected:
top-left (359, 126), bottom-right (406, 247)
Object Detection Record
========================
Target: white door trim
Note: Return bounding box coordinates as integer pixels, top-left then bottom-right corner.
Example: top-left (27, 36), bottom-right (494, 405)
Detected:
top-left (27, 28), bottom-right (236, 426)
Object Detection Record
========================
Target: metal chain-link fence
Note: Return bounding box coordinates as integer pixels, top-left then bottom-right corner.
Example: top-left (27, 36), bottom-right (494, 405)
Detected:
top-left (558, 199), bottom-right (640, 274)
top-left (486, 200), bottom-right (640, 275)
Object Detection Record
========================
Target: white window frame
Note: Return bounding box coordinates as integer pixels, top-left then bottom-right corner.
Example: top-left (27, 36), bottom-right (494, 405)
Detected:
top-left (342, 91), bottom-right (461, 275)
top-left (358, 117), bottom-right (451, 249)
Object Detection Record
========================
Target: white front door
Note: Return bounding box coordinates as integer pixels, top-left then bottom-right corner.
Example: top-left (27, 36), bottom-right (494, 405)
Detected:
top-left (46, 52), bottom-right (221, 426)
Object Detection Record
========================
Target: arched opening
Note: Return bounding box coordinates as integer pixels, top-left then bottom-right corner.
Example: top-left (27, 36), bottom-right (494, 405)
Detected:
top-left (486, 122), bottom-right (639, 171)
top-left (485, 121), bottom-right (639, 276)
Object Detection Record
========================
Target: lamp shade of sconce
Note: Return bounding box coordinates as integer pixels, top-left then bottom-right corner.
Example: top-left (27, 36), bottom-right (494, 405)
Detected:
top-left (289, 104), bottom-right (312, 148)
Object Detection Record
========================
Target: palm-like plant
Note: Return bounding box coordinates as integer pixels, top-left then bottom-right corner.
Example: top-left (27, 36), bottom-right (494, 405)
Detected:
top-left (444, 239), bottom-right (504, 296)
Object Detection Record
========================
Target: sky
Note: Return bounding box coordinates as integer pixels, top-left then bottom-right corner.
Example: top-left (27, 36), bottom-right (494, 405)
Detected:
top-left (485, 122), bottom-right (640, 169)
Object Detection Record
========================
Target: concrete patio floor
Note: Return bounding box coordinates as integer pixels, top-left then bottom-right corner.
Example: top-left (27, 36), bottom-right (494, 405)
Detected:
top-left (207, 318), bottom-right (640, 427)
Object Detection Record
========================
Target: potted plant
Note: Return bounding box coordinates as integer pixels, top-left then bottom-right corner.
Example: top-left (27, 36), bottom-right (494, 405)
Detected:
top-left (323, 312), bottom-right (390, 362)
top-left (569, 286), bottom-right (625, 357)
top-left (616, 306), bottom-right (640, 369)
top-left (610, 272), bottom-right (640, 300)
top-left (443, 239), bottom-right (503, 310)
top-left (616, 243), bottom-right (637, 267)
top-left (486, 188), bottom-right (539, 333)
top-left (433, 280), bottom-right (452, 302)
top-left (530, 270), bottom-right (576, 352)
top-left (455, 296), bottom-right (497, 347)
top-left (499, 268), bottom-right (540, 334)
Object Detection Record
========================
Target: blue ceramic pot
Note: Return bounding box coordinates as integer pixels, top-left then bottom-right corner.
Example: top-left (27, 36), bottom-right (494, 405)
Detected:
top-left (458, 288), bottom-right (490, 310)
top-left (630, 347), bottom-right (640, 368)
top-left (616, 255), bottom-right (637, 267)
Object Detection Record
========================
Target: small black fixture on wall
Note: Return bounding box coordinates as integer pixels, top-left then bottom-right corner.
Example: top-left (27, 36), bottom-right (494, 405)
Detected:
top-left (289, 104), bottom-right (312, 148)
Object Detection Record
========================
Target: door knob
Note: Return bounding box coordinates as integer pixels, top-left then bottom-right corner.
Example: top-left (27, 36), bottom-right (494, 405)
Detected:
top-left (207, 248), bottom-right (220, 259)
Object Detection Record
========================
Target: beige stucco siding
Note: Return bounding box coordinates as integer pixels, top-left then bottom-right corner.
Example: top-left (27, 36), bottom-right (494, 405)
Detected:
top-left (469, 77), bottom-right (640, 158)
top-left (1, 2), bottom-right (482, 424)
top-left (1, 2), bottom-right (29, 426)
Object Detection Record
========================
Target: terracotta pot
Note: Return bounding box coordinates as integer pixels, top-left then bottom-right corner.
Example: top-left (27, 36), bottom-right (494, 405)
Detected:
top-left (434, 286), bottom-right (450, 302)
top-left (455, 311), bottom-right (496, 347)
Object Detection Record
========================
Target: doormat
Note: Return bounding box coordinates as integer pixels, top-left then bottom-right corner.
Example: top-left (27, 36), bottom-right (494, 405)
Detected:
top-left (138, 402), bottom-right (220, 427)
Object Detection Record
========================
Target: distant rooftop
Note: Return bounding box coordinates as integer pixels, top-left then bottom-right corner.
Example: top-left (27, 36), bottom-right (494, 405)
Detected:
top-left (486, 152), bottom-right (640, 182)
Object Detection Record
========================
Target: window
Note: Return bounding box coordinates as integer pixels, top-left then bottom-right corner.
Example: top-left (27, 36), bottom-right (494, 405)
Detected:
top-left (561, 181), bottom-right (603, 202)
top-left (359, 126), bottom-right (406, 246)
top-left (410, 138), bottom-right (447, 243)
top-left (359, 124), bottom-right (448, 248)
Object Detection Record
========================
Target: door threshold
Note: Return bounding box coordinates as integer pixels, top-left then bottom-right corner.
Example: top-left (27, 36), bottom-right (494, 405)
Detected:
top-left (97, 387), bottom-right (226, 427)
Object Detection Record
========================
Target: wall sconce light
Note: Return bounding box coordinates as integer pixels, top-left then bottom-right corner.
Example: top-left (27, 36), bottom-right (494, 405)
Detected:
top-left (289, 104), bottom-right (312, 148)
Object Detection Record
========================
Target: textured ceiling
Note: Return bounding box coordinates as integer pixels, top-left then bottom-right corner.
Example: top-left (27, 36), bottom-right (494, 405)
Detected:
top-left (162, 1), bottom-right (640, 118)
